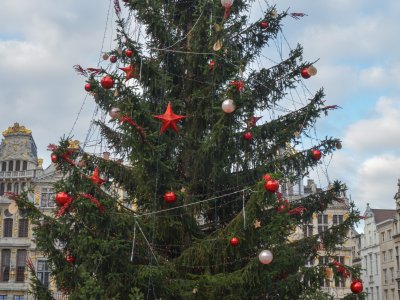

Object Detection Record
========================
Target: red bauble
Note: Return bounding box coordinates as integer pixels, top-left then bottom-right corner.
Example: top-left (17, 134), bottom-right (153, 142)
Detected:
top-left (264, 180), bottom-right (279, 193)
top-left (66, 255), bottom-right (75, 263)
top-left (243, 132), bottom-right (253, 141)
top-left (350, 280), bottom-right (363, 294)
top-left (164, 191), bottom-right (177, 204)
top-left (125, 49), bottom-right (133, 57)
top-left (51, 154), bottom-right (58, 163)
top-left (260, 21), bottom-right (268, 29)
top-left (262, 173), bottom-right (272, 181)
top-left (300, 67), bottom-right (311, 79)
top-left (110, 55), bottom-right (117, 63)
top-left (312, 149), bottom-right (322, 160)
top-left (55, 192), bottom-right (72, 206)
top-left (84, 83), bottom-right (93, 92)
top-left (101, 76), bottom-right (114, 89)
top-left (230, 237), bottom-right (240, 246)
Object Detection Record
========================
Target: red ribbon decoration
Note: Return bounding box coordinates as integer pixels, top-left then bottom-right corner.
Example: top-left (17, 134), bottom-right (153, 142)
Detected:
top-left (288, 205), bottom-right (307, 215)
top-left (223, 5), bottom-right (231, 20)
top-left (79, 194), bottom-right (105, 213)
top-left (229, 80), bottom-right (245, 92)
top-left (119, 116), bottom-right (146, 140)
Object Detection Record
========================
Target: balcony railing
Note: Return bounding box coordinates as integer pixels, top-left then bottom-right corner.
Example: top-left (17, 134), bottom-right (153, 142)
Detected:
top-left (0, 170), bottom-right (35, 179)
top-left (53, 292), bottom-right (69, 300)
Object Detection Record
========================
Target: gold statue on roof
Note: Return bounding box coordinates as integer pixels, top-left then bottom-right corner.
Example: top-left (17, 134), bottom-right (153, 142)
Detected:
top-left (2, 123), bottom-right (32, 136)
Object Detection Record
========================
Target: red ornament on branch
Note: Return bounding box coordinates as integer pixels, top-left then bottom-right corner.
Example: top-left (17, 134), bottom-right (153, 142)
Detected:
top-left (262, 173), bottom-right (272, 181)
top-left (101, 76), bottom-right (114, 89)
top-left (264, 180), bottom-right (279, 193)
top-left (125, 49), bottom-right (133, 57)
top-left (84, 83), bottom-right (93, 92)
top-left (55, 192), bottom-right (72, 206)
top-left (66, 255), bottom-right (75, 263)
top-left (350, 279), bottom-right (363, 294)
top-left (153, 102), bottom-right (186, 134)
top-left (312, 149), bottom-right (322, 160)
top-left (260, 20), bottom-right (268, 29)
top-left (230, 237), bottom-right (240, 246)
top-left (51, 154), bottom-right (58, 163)
top-left (300, 67), bottom-right (311, 79)
top-left (110, 55), bottom-right (117, 63)
top-left (243, 132), bottom-right (253, 141)
top-left (164, 191), bottom-right (177, 204)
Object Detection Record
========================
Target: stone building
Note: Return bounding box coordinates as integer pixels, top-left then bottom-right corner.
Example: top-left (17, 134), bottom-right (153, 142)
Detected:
top-left (288, 179), bottom-right (355, 299)
top-left (358, 204), bottom-right (396, 300)
top-left (0, 123), bottom-right (63, 300)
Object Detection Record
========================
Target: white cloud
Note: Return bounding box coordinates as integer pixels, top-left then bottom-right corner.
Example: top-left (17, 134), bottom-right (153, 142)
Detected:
top-left (344, 97), bottom-right (400, 153)
top-left (354, 155), bottom-right (400, 209)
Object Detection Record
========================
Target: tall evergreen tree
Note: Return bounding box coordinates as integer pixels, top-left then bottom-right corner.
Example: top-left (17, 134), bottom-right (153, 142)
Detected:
top-left (16, 0), bottom-right (364, 299)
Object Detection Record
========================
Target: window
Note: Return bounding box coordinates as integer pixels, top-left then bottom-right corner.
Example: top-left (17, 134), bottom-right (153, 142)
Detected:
top-left (335, 277), bottom-right (345, 288)
top-left (371, 287), bottom-right (374, 300)
top-left (389, 249), bottom-right (393, 261)
top-left (333, 215), bottom-right (343, 225)
top-left (0, 296), bottom-right (6, 300)
top-left (13, 296), bottom-right (24, 300)
top-left (390, 268), bottom-right (394, 283)
top-left (384, 290), bottom-right (388, 300)
top-left (37, 260), bottom-right (50, 288)
top-left (369, 254), bottom-right (373, 275)
top-left (13, 183), bottom-right (19, 194)
top-left (334, 256), bottom-right (345, 264)
top-left (384, 269), bottom-right (387, 284)
top-left (8, 161), bottom-right (13, 172)
top-left (40, 188), bottom-right (55, 208)
top-left (3, 218), bottom-right (13, 238)
top-left (382, 232), bottom-right (386, 242)
top-left (318, 214), bottom-right (328, 233)
top-left (318, 256), bottom-right (329, 265)
top-left (1, 249), bottom-right (10, 282)
top-left (18, 219), bottom-right (28, 238)
top-left (303, 224), bottom-right (313, 237)
top-left (6, 183), bottom-right (12, 192)
top-left (16, 249), bottom-right (26, 282)
top-left (0, 183), bottom-right (4, 196)
top-left (1, 162), bottom-right (6, 171)
top-left (15, 160), bottom-right (20, 172)
top-left (375, 253), bottom-right (379, 275)
top-left (365, 255), bottom-right (368, 274)
top-left (388, 230), bottom-right (392, 240)
top-left (22, 161), bottom-right (27, 171)
top-left (383, 251), bottom-right (387, 262)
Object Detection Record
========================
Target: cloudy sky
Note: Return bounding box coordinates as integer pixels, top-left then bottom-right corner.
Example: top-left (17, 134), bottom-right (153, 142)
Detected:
top-left (0, 0), bottom-right (399, 214)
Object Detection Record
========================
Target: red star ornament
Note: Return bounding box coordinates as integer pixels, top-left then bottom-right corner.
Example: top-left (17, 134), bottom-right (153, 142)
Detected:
top-left (246, 116), bottom-right (262, 128)
top-left (119, 65), bottom-right (136, 81)
top-left (153, 102), bottom-right (186, 134)
top-left (88, 167), bottom-right (106, 185)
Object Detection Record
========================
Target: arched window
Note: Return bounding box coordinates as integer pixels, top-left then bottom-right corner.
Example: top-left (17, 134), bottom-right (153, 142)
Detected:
top-left (6, 183), bottom-right (12, 192)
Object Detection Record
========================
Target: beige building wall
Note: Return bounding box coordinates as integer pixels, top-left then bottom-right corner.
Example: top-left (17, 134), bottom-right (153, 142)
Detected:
top-left (378, 219), bottom-right (397, 300)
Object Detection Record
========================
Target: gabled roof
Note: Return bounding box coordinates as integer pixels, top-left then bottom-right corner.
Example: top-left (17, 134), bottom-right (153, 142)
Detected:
top-left (371, 209), bottom-right (396, 224)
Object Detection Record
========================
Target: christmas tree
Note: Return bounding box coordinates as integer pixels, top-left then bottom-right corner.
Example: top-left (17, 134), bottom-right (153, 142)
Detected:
top-left (16, 0), bottom-right (364, 299)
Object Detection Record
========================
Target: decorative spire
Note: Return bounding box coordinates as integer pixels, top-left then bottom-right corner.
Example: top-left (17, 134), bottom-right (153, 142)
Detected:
top-left (395, 179), bottom-right (400, 200)
top-left (2, 123), bottom-right (32, 136)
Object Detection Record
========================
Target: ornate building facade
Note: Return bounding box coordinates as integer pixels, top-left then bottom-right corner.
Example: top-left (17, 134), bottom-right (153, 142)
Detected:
top-left (0, 123), bottom-right (63, 300)
top-left (288, 179), bottom-right (355, 299)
